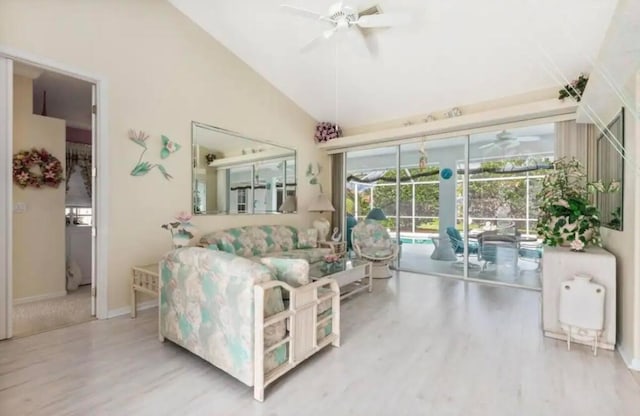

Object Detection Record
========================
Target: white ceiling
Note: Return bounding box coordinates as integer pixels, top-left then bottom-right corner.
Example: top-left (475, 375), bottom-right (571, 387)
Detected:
top-left (169, 0), bottom-right (618, 128)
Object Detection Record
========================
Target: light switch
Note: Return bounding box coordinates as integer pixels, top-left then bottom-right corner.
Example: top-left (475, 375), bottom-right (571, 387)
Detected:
top-left (13, 202), bottom-right (27, 213)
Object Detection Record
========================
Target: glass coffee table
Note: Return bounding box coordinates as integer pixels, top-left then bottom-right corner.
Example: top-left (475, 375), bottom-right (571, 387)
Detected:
top-left (309, 259), bottom-right (372, 301)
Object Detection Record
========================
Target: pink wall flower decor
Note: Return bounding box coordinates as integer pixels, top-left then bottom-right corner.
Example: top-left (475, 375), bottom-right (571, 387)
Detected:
top-left (314, 122), bottom-right (342, 143)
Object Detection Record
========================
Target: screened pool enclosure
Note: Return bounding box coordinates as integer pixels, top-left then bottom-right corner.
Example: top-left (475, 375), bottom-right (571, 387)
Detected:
top-left (344, 123), bottom-right (555, 289)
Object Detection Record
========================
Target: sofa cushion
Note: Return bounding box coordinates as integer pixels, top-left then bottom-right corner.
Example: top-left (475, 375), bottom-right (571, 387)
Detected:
top-left (200, 225), bottom-right (298, 257)
top-left (297, 228), bottom-right (318, 249)
top-left (260, 257), bottom-right (310, 287)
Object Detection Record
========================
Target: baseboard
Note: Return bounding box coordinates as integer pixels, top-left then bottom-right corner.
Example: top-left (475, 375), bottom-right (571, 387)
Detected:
top-left (617, 342), bottom-right (640, 371)
top-left (13, 290), bottom-right (67, 305)
top-left (107, 300), bottom-right (157, 319)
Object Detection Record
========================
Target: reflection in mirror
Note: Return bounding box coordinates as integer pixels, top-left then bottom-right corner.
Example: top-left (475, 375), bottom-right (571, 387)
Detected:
top-left (597, 108), bottom-right (624, 230)
top-left (192, 122), bottom-right (296, 215)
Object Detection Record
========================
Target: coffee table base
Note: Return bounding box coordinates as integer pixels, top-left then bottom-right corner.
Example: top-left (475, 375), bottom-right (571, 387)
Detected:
top-left (311, 261), bottom-right (372, 301)
top-left (372, 263), bottom-right (392, 279)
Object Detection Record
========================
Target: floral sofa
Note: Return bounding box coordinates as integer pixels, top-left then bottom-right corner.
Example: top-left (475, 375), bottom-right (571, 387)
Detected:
top-left (159, 247), bottom-right (340, 401)
top-left (199, 225), bottom-right (331, 264)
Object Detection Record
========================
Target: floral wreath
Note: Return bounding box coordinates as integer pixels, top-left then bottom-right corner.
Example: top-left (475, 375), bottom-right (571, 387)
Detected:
top-left (13, 148), bottom-right (64, 189)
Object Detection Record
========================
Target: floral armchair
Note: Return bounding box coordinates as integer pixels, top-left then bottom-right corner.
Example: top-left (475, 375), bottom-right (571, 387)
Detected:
top-left (351, 219), bottom-right (399, 278)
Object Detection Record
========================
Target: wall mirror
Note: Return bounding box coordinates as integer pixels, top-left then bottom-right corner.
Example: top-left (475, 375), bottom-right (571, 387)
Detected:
top-left (596, 108), bottom-right (624, 230)
top-left (192, 122), bottom-right (296, 215)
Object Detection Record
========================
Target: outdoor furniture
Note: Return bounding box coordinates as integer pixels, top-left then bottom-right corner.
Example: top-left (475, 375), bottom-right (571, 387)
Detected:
top-left (445, 226), bottom-right (479, 256)
top-left (351, 219), bottom-right (399, 279)
top-left (519, 244), bottom-right (543, 270)
top-left (477, 232), bottom-right (518, 271)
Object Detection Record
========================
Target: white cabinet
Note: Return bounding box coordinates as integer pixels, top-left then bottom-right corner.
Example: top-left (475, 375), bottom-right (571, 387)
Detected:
top-left (542, 246), bottom-right (616, 350)
top-left (66, 225), bottom-right (92, 286)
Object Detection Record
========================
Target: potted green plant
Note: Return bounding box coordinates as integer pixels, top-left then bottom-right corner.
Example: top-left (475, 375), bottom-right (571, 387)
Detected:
top-left (536, 158), bottom-right (618, 251)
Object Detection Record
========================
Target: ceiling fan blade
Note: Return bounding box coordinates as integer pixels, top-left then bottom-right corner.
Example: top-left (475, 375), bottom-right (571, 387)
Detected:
top-left (300, 27), bottom-right (337, 53)
top-left (280, 4), bottom-right (335, 23)
top-left (349, 26), bottom-right (377, 56)
top-left (478, 143), bottom-right (495, 150)
top-left (355, 13), bottom-right (411, 28)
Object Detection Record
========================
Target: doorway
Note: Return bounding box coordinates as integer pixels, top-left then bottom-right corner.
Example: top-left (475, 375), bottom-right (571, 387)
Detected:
top-left (0, 53), bottom-right (107, 341)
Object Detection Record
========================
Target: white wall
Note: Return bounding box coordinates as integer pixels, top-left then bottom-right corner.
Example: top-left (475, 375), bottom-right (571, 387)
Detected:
top-left (12, 75), bottom-right (66, 301)
top-left (585, 72), bottom-right (639, 366)
top-left (0, 0), bottom-right (329, 313)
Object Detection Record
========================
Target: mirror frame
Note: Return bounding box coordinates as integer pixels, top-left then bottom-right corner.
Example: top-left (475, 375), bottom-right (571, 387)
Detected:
top-left (191, 121), bottom-right (297, 216)
top-left (596, 108), bottom-right (624, 231)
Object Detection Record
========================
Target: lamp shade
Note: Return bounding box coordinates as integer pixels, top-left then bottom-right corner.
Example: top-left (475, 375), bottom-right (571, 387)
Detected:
top-left (279, 195), bottom-right (297, 213)
top-left (366, 208), bottom-right (386, 221)
top-left (308, 193), bottom-right (335, 213)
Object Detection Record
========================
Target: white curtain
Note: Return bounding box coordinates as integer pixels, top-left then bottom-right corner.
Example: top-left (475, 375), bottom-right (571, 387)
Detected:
top-left (554, 120), bottom-right (598, 181)
top-left (66, 142), bottom-right (92, 200)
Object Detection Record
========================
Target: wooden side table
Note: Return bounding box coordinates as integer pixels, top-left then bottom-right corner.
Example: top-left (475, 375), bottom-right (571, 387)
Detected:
top-left (319, 240), bottom-right (347, 257)
top-left (131, 263), bottom-right (159, 318)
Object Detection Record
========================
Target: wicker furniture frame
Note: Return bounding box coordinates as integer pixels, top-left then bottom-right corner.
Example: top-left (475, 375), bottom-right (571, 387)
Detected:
top-left (253, 277), bottom-right (340, 401)
top-left (131, 263), bottom-right (159, 318)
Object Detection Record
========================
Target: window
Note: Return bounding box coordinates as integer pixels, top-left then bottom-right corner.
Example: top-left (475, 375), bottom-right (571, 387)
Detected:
top-left (65, 207), bottom-right (92, 225)
top-left (237, 189), bottom-right (247, 213)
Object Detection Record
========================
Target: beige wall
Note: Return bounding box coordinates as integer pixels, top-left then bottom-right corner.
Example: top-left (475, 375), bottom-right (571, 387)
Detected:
top-left (0, 0), bottom-right (329, 312)
top-left (12, 75), bottom-right (66, 300)
top-left (593, 72), bottom-right (639, 364)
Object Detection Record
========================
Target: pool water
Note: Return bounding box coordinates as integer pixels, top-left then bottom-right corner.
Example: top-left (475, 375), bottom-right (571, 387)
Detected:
top-left (399, 237), bottom-right (434, 245)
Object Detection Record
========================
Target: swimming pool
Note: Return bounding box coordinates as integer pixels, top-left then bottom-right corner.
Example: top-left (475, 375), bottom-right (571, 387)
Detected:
top-left (399, 237), bottom-right (434, 245)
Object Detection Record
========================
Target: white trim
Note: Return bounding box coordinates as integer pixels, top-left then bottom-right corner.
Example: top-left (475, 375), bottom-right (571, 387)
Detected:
top-left (0, 57), bottom-right (13, 339)
top-left (320, 99), bottom-right (577, 154)
top-left (13, 291), bottom-right (67, 305)
top-left (0, 45), bottom-right (109, 321)
top-left (617, 342), bottom-right (640, 371)
top-left (107, 300), bottom-right (157, 319)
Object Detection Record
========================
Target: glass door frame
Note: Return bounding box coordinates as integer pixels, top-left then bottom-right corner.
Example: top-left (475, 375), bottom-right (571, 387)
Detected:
top-left (344, 133), bottom-right (543, 291)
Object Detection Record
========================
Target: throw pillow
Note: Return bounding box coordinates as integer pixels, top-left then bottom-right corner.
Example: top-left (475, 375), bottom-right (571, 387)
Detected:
top-left (297, 228), bottom-right (318, 249)
top-left (260, 257), bottom-right (310, 287)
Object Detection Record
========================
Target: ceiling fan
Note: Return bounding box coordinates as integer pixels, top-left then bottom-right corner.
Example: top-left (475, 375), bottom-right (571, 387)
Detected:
top-left (478, 130), bottom-right (540, 153)
top-left (280, 2), bottom-right (410, 55)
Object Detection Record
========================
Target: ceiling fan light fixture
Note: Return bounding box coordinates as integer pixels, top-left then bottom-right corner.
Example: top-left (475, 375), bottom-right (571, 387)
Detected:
top-left (281, 2), bottom-right (409, 55)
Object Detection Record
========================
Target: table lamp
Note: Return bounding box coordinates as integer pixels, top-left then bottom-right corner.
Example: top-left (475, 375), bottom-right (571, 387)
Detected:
top-left (278, 195), bottom-right (297, 213)
top-left (308, 193), bottom-right (335, 241)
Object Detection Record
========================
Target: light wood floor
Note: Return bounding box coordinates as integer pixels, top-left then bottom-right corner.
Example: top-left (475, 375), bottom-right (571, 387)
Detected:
top-left (1, 271), bottom-right (639, 415)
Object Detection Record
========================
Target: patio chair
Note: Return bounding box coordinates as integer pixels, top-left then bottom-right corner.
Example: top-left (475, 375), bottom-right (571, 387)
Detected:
top-left (445, 226), bottom-right (479, 256)
top-left (351, 219), bottom-right (399, 279)
top-left (477, 232), bottom-right (518, 271)
top-left (518, 244), bottom-right (543, 271)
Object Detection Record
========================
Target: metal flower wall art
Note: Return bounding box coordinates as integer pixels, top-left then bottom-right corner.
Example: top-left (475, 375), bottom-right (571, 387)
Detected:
top-left (160, 135), bottom-right (181, 159)
top-left (128, 129), bottom-right (176, 180)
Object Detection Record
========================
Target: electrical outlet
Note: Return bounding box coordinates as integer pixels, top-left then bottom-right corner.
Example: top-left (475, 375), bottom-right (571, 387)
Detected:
top-left (13, 202), bottom-right (27, 213)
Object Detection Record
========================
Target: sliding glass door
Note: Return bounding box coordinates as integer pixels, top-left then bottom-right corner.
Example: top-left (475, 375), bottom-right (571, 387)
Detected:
top-left (397, 138), bottom-right (467, 277)
top-left (342, 122), bottom-right (554, 289)
top-left (345, 147), bottom-right (397, 253)
top-left (467, 125), bottom-right (554, 288)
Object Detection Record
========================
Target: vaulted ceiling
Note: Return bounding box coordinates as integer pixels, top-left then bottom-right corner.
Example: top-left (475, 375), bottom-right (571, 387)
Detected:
top-left (169, 0), bottom-right (619, 128)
